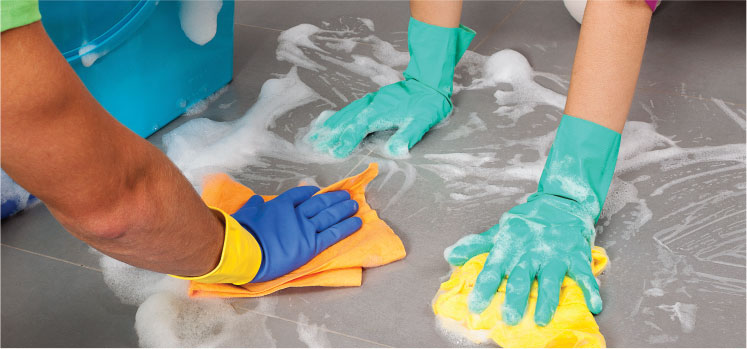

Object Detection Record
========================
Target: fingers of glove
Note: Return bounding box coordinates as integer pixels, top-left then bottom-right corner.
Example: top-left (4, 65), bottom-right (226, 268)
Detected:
top-left (443, 233), bottom-right (493, 266)
top-left (569, 258), bottom-right (603, 314)
top-left (502, 256), bottom-right (537, 326)
top-left (385, 120), bottom-right (432, 157)
top-left (315, 216), bottom-right (363, 254)
top-left (309, 199), bottom-right (359, 232)
top-left (534, 262), bottom-right (568, 326)
top-left (468, 254), bottom-right (506, 314)
top-left (297, 190), bottom-right (352, 218)
top-left (310, 96), bottom-right (375, 157)
top-left (329, 122), bottom-right (371, 158)
top-left (277, 186), bottom-right (320, 206)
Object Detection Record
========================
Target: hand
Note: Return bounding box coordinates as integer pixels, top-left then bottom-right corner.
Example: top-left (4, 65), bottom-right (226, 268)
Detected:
top-left (233, 186), bottom-right (362, 283)
top-left (307, 80), bottom-right (451, 158)
top-left (445, 193), bottom-right (602, 326)
top-left (446, 114), bottom-right (621, 325)
top-left (307, 17), bottom-right (475, 158)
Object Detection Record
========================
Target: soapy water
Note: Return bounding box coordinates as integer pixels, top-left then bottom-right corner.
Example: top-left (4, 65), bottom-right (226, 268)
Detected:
top-left (96, 249), bottom-right (278, 347)
top-left (92, 17), bottom-right (744, 346)
top-left (78, 43), bottom-right (104, 68)
top-left (1, 170), bottom-right (38, 218)
top-left (297, 313), bottom-right (331, 348)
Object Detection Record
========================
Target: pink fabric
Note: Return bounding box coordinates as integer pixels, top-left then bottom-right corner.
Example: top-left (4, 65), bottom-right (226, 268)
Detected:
top-left (644, 0), bottom-right (660, 11)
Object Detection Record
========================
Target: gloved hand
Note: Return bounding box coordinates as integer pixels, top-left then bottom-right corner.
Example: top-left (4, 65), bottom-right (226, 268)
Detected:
top-left (172, 187), bottom-right (362, 285)
top-left (444, 115), bottom-right (621, 326)
top-left (307, 17), bottom-right (475, 158)
top-left (235, 186), bottom-right (362, 282)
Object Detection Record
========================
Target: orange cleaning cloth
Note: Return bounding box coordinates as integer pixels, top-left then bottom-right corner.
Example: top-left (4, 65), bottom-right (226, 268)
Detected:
top-left (188, 163), bottom-right (406, 298)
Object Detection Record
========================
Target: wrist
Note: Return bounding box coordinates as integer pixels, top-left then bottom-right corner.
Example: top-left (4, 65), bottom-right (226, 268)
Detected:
top-left (169, 207), bottom-right (263, 285)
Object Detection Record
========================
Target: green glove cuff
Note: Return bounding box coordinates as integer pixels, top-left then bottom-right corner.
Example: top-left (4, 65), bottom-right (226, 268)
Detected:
top-left (535, 114), bottom-right (621, 224)
top-left (402, 17), bottom-right (476, 99)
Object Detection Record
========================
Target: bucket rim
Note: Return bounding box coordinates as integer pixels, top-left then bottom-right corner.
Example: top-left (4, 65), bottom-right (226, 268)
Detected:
top-left (63, 0), bottom-right (158, 64)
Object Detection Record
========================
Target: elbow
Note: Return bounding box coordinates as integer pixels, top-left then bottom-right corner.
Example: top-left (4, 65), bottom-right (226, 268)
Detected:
top-left (56, 186), bottom-right (152, 243)
top-left (58, 204), bottom-right (139, 242)
top-left (76, 212), bottom-right (133, 241)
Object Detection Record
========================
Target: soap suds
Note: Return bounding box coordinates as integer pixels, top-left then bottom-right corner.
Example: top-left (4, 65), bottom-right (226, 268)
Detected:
top-left (657, 302), bottom-right (697, 333)
top-left (96, 250), bottom-right (277, 347)
top-left (183, 85), bottom-right (229, 116)
top-left (1, 170), bottom-right (36, 216)
top-left (179, 0), bottom-right (223, 45)
top-left (78, 43), bottom-right (105, 67)
top-left (297, 313), bottom-right (331, 348)
top-left (164, 67), bottom-right (339, 185)
top-left (712, 98), bottom-right (746, 130)
top-left (441, 112), bottom-right (487, 141)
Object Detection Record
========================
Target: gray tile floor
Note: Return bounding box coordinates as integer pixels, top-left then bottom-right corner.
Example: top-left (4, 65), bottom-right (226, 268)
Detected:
top-left (2, 1), bottom-right (745, 347)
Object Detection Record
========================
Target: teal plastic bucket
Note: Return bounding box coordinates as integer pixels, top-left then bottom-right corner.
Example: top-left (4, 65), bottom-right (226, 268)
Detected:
top-left (39, 0), bottom-right (234, 137)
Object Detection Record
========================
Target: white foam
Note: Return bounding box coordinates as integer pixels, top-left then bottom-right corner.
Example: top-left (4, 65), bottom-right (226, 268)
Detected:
top-left (441, 112), bottom-right (487, 141)
top-left (136, 293), bottom-right (277, 347)
top-left (358, 17), bottom-right (375, 31)
top-left (458, 49), bottom-right (567, 123)
top-left (296, 313), bottom-right (331, 348)
top-left (1, 170), bottom-right (33, 214)
top-left (425, 152), bottom-right (496, 167)
top-left (658, 302), bottom-right (697, 334)
top-left (366, 36), bottom-right (410, 68)
top-left (276, 24), bottom-right (328, 71)
top-left (433, 291), bottom-right (492, 346)
top-left (164, 67), bottom-right (340, 185)
top-left (179, 0), bottom-right (223, 46)
top-left (184, 85), bottom-right (228, 117)
top-left (320, 54), bottom-right (402, 86)
top-left (712, 98), bottom-right (746, 130)
top-left (78, 44), bottom-right (103, 67)
top-left (96, 250), bottom-right (278, 347)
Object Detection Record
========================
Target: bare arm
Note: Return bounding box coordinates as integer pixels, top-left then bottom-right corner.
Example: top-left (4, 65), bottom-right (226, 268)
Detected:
top-left (410, 0), bottom-right (463, 28)
top-left (1, 22), bottom-right (223, 276)
top-left (564, 0), bottom-right (652, 132)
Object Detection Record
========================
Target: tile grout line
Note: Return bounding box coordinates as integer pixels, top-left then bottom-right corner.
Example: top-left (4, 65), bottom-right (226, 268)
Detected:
top-left (236, 304), bottom-right (393, 347)
top-left (1, 243), bottom-right (102, 273)
top-left (471, 0), bottom-right (526, 52)
top-left (235, 22), bottom-right (284, 32)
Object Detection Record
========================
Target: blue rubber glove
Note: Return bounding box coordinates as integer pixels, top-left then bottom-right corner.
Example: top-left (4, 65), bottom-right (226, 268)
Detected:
top-left (444, 115), bottom-right (621, 326)
top-left (307, 17), bottom-right (475, 158)
top-left (233, 186), bottom-right (363, 283)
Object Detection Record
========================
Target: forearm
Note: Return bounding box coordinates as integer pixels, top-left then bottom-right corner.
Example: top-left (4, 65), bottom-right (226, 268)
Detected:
top-left (564, 0), bottom-right (652, 133)
top-left (410, 0), bottom-right (463, 28)
top-left (55, 143), bottom-right (225, 277)
top-left (1, 22), bottom-right (222, 276)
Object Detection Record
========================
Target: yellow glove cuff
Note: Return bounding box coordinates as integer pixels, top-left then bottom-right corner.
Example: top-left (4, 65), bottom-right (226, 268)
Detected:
top-left (170, 207), bottom-right (263, 285)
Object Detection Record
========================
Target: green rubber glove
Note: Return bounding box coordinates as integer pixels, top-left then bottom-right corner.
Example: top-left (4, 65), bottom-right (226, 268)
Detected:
top-left (444, 115), bottom-right (621, 326)
top-left (307, 17), bottom-right (475, 158)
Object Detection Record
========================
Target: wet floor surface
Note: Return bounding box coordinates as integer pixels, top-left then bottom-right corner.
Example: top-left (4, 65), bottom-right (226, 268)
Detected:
top-left (2, 1), bottom-right (745, 347)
